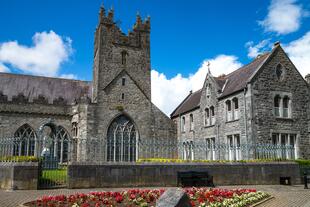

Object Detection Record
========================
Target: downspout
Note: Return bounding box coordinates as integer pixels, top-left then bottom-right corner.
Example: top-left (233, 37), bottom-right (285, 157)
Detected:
top-left (243, 87), bottom-right (248, 159)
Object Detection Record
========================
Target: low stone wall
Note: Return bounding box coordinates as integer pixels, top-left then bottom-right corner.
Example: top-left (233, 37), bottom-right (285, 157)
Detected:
top-left (67, 162), bottom-right (301, 188)
top-left (0, 162), bottom-right (38, 190)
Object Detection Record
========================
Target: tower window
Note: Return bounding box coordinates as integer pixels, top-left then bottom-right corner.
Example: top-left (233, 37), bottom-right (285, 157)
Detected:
top-left (121, 93), bottom-right (125, 100)
top-left (121, 51), bottom-right (128, 65)
top-left (122, 78), bottom-right (126, 86)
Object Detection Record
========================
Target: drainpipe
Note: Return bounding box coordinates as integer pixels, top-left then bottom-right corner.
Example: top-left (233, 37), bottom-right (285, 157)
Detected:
top-left (243, 87), bottom-right (248, 159)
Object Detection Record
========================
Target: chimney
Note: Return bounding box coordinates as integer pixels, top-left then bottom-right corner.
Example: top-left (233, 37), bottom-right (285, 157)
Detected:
top-left (306, 74), bottom-right (310, 85)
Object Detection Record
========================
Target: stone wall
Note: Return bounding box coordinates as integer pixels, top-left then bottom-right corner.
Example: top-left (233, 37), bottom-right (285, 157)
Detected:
top-left (251, 46), bottom-right (310, 158)
top-left (0, 103), bottom-right (72, 138)
top-left (67, 162), bottom-right (300, 188)
top-left (0, 162), bottom-right (38, 190)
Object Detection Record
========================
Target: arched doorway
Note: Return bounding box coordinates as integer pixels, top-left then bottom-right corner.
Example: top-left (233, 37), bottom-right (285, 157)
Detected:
top-left (107, 115), bottom-right (138, 162)
top-left (38, 120), bottom-right (71, 163)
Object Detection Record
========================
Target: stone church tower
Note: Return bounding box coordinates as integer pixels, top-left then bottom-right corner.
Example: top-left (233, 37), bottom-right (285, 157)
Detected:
top-left (0, 5), bottom-right (176, 163)
top-left (72, 6), bottom-right (177, 162)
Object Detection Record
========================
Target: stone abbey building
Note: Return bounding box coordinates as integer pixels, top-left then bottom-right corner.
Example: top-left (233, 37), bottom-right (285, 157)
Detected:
top-left (171, 43), bottom-right (310, 160)
top-left (0, 6), bottom-right (176, 162)
top-left (1, 6), bottom-right (310, 162)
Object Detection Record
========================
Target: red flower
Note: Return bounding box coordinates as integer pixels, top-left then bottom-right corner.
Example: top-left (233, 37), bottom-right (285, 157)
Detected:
top-left (115, 195), bottom-right (123, 203)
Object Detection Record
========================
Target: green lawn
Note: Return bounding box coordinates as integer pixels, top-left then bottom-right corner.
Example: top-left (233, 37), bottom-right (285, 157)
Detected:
top-left (39, 168), bottom-right (67, 186)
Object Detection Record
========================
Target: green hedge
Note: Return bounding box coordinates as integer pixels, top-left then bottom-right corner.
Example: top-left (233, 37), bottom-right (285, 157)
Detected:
top-left (0, 156), bottom-right (39, 162)
top-left (295, 159), bottom-right (310, 166)
top-left (137, 158), bottom-right (291, 163)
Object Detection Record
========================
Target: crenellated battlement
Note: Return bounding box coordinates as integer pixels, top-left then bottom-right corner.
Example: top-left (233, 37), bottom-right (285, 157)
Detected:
top-left (92, 5), bottom-right (152, 103)
top-left (0, 91), bottom-right (92, 106)
top-left (95, 5), bottom-right (150, 50)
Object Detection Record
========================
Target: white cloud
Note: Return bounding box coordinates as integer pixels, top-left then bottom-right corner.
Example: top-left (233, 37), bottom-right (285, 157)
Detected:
top-left (259, 0), bottom-right (307, 35)
top-left (0, 31), bottom-right (72, 77)
top-left (0, 63), bottom-right (10, 72)
top-left (284, 31), bottom-right (310, 77)
top-left (151, 55), bottom-right (242, 115)
top-left (59, 73), bottom-right (78, 79)
top-left (246, 39), bottom-right (272, 58)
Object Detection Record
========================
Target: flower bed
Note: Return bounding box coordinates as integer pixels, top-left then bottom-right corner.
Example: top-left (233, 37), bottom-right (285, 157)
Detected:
top-left (24, 188), bottom-right (270, 207)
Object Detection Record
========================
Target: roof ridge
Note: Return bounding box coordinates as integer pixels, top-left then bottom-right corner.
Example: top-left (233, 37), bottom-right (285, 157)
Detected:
top-left (0, 72), bottom-right (91, 83)
top-left (217, 52), bottom-right (270, 79)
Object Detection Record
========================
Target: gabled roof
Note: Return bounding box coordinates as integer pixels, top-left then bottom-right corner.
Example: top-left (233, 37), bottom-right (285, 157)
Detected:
top-left (0, 72), bottom-right (92, 104)
top-left (170, 89), bottom-right (202, 118)
top-left (218, 52), bottom-right (270, 98)
top-left (170, 52), bottom-right (271, 118)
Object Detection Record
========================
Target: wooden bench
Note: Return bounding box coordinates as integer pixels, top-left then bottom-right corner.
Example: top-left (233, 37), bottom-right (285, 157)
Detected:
top-left (177, 170), bottom-right (214, 187)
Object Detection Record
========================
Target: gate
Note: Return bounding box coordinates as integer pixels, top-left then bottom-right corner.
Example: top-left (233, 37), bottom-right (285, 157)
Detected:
top-left (38, 156), bottom-right (67, 189)
top-left (37, 120), bottom-right (70, 189)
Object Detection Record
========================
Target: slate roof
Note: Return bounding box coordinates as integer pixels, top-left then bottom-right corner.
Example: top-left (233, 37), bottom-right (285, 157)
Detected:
top-left (219, 53), bottom-right (270, 98)
top-left (170, 89), bottom-right (202, 118)
top-left (170, 53), bottom-right (270, 118)
top-left (0, 72), bottom-right (92, 105)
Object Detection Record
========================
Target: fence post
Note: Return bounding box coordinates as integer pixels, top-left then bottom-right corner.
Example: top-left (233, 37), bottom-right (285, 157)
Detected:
top-left (304, 171), bottom-right (308, 189)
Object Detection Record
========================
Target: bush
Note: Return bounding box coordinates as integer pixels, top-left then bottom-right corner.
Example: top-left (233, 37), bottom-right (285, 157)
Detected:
top-left (295, 159), bottom-right (310, 166)
top-left (0, 156), bottom-right (39, 162)
top-left (137, 158), bottom-right (289, 163)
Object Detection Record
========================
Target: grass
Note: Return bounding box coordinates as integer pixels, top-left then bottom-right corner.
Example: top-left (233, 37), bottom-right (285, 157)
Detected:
top-left (39, 168), bottom-right (67, 186)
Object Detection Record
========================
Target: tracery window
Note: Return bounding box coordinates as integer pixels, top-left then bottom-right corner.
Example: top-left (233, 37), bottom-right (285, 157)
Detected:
top-left (56, 127), bottom-right (70, 163)
top-left (107, 115), bottom-right (137, 162)
top-left (13, 124), bottom-right (36, 156)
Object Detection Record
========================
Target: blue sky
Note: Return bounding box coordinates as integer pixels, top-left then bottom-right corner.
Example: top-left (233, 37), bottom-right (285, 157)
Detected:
top-left (0, 0), bottom-right (310, 114)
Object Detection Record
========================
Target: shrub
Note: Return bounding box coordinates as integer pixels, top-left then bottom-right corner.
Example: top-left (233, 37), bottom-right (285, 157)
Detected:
top-left (0, 156), bottom-right (39, 162)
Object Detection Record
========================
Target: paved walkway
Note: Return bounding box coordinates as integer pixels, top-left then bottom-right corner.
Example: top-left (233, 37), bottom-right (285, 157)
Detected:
top-left (0, 185), bottom-right (309, 207)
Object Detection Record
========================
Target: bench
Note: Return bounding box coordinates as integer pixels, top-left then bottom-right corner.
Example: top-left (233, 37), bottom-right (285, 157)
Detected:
top-left (177, 170), bottom-right (214, 187)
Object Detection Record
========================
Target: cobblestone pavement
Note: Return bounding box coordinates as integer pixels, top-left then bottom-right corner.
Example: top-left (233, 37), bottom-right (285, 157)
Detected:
top-left (0, 185), bottom-right (309, 207)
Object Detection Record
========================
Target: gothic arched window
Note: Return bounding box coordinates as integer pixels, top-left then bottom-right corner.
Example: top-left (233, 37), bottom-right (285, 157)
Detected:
top-left (107, 115), bottom-right (137, 162)
top-left (56, 126), bottom-right (70, 163)
top-left (13, 124), bottom-right (36, 156)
